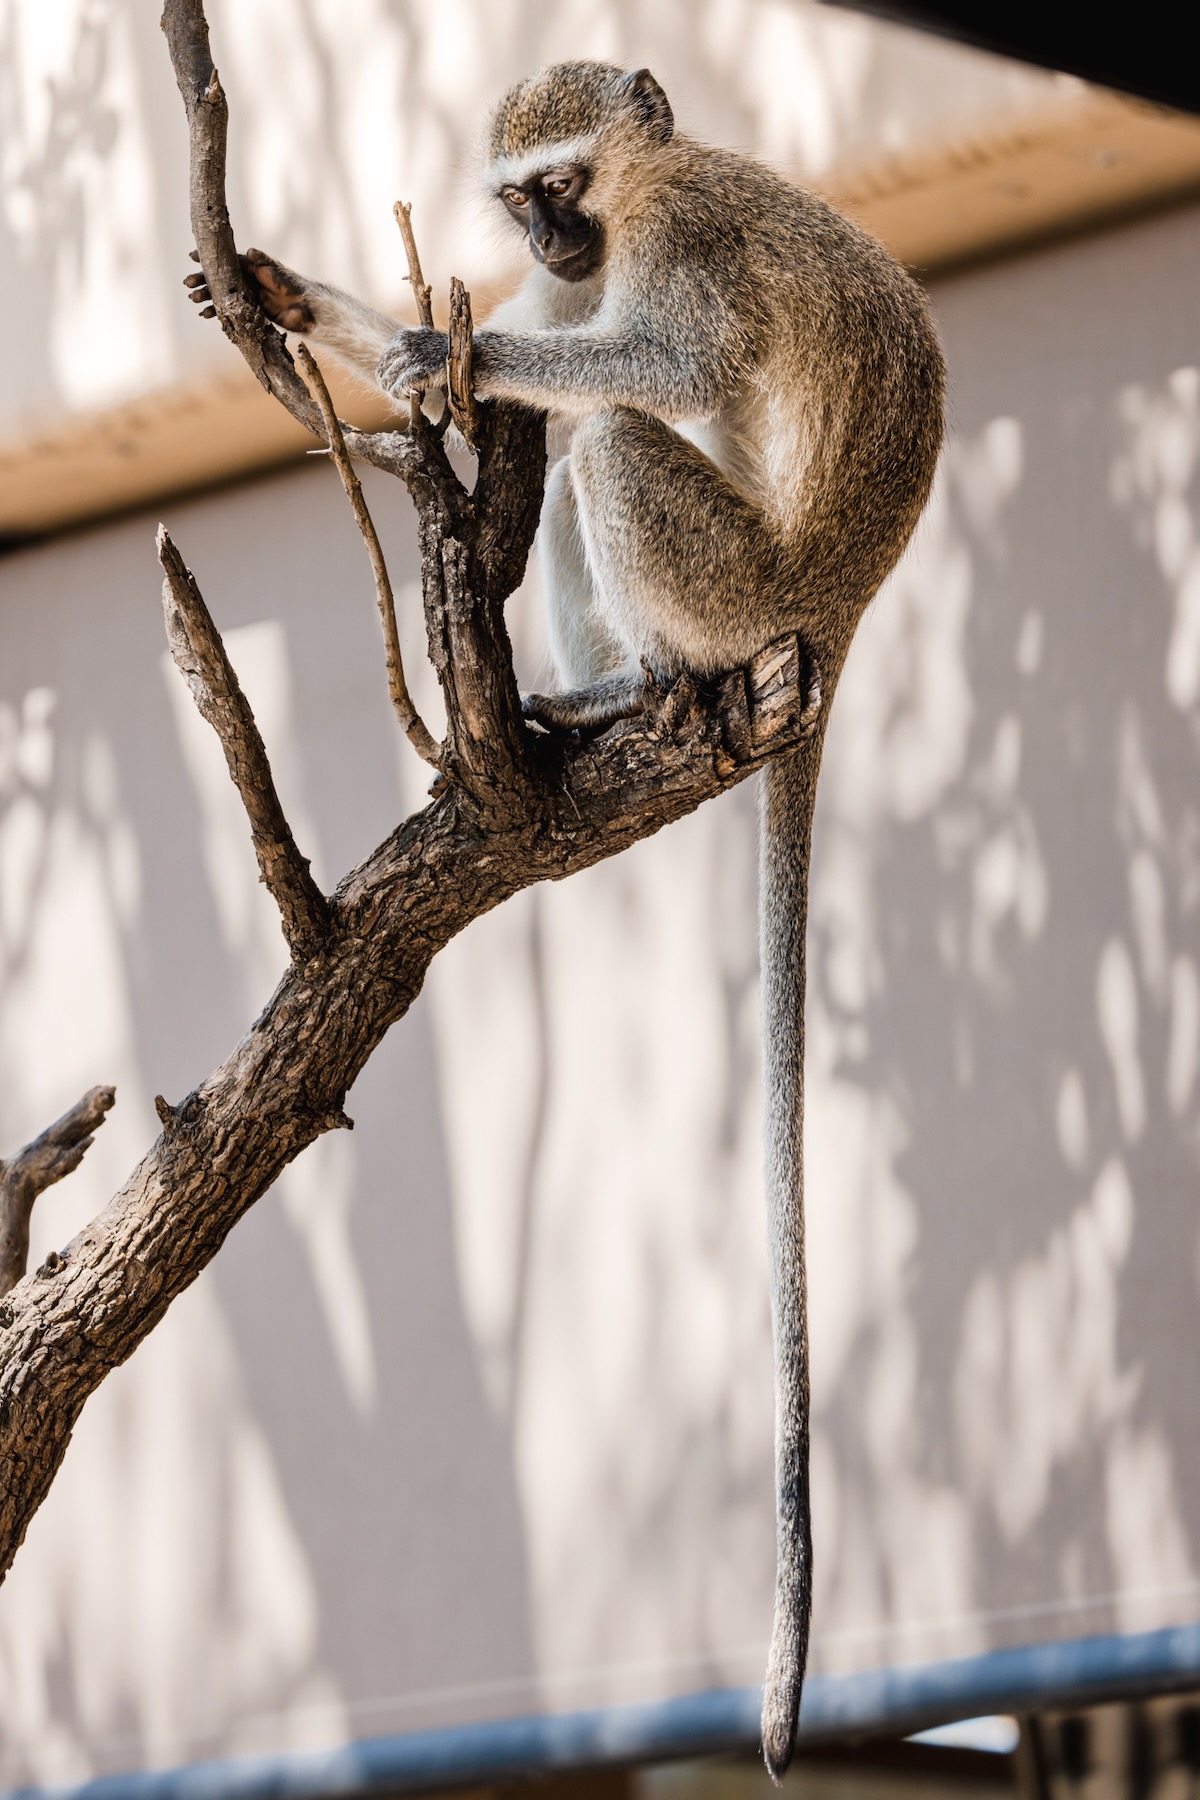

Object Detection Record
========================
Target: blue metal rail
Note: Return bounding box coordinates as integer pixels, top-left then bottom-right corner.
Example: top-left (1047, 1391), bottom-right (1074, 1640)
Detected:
top-left (9, 1622), bottom-right (1200, 1800)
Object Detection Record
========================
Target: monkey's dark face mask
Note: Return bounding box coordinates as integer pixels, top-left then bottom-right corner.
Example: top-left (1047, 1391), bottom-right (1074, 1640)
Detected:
top-left (499, 170), bottom-right (605, 283)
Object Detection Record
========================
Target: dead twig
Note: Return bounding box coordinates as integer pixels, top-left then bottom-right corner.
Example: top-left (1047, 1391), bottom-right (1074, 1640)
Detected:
top-left (0, 1089), bottom-right (116, 1297)
top-left (297, 343), bottom-right (443, 769)
top-left (392, 201), bottom-right (434, 329)
top-left (157, 525), bottom-right (332, 956)
top-left (162, 0), bottom-right (434, 486)
top-left (391, 200), bottom-right (450, 440)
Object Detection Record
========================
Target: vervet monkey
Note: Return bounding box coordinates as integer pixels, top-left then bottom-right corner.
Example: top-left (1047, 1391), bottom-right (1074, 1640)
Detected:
top-left (187, 59), bottom-right (943, 1779)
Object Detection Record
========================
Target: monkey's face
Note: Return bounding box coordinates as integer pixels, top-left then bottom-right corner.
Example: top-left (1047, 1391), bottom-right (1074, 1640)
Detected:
top-left (499, 169), bottom-right (604, 282)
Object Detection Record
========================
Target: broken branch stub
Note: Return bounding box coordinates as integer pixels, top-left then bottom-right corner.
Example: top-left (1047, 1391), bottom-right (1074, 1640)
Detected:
top-left (447, 278), bottom-right (480, 449)
top-left (0, 1088), bottom-right (116, 1298)
top-left (157, 525), bottom-right (331, 957)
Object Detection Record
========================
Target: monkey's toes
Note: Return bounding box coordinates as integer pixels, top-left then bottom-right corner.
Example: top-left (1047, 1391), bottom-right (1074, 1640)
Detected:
top-left (522, 687), bottom-right (645, 734)
top-left (183, 266), bottom-right (216, 320)
top-left (522, 692), bottom-right (570, 732)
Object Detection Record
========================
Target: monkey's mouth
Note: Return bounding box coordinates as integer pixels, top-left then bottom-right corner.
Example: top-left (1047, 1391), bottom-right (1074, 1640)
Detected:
top-left (536, 234), bottom-right (604, 282)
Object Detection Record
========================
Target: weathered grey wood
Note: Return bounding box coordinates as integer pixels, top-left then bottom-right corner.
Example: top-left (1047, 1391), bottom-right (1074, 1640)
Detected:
top-left (447, 278), bottom-right (481, 449)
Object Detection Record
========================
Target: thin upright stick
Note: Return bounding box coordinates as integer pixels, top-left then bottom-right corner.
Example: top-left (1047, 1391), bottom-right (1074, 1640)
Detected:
top-left (393, 200), bottom-right (451, 437)
top-left (296, 344), bottom-right (443, 769)
top-left (392, 201), bottom-right (435, 329)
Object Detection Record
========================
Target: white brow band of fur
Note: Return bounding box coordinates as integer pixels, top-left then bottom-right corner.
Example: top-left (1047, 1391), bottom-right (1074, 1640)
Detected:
top-left (485, 136), bottom-right (600, 191)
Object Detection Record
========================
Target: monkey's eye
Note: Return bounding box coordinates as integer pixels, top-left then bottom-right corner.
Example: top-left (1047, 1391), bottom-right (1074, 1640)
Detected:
top-left (542, 176), bottom-right (573, 198)
top-left (502, 187), bottom-right (529, 207)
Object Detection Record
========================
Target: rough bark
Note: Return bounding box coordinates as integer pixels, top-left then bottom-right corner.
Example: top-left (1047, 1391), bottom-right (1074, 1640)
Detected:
top-left (0, 0), bottom-right (822, 1580)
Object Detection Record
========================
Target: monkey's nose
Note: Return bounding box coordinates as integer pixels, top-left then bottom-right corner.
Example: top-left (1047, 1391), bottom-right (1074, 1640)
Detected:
top-left (534, 225), bottom-right (556, 254)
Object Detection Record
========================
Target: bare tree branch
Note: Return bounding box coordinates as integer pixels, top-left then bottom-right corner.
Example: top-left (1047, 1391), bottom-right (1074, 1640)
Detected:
top-left (157, 525), bottom-right (332, 956)
top-left (0, 1089), bottom-right (116, 1298)
top-left (389, 199), bottom-right (452, 439)
top-left (0, 618), bottom-right (818, 1576)
top-left (161, 1), bottom-right (425, 487)
top-left (296, 344), bottom-right (443, 769)
top-left (0, 0), bottom-right (824, 1588)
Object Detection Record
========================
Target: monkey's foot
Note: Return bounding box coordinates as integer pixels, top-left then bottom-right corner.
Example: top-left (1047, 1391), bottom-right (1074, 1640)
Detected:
top-left (184, 248), bottom-right (315, 332)
top-left (523, 675), bottom-right (647, 734)
top-left (242, 250), bottom-right (317, 331)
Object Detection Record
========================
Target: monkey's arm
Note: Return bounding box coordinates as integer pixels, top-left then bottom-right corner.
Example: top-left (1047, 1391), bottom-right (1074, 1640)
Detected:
top-left (475, 327), bottom-right (730, 421)
top-left (379, 283), bottom-right (741, 423)
top-left (381, 326), bottom-right (729, 422)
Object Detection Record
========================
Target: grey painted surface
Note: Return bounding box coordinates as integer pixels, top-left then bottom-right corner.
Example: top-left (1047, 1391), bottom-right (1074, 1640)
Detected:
top-left (1, 198), bottom-right (1199, 1785)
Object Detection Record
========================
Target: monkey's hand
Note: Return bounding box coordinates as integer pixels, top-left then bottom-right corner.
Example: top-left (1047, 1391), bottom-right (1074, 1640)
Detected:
top-left (377, 328), bottom-right (450, 397)
top-left (184, 248), bottom-right (317, 331)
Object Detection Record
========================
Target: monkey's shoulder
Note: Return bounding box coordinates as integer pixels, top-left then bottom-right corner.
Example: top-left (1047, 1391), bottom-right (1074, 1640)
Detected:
top-left (628, 140), bottom-right (921, 313)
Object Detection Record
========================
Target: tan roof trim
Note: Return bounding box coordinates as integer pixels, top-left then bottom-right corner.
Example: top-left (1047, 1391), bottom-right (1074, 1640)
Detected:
top-left (823, 87), bottom-right (1200, 274)
top-left (0, 365), bottom-right (399, 541)
top-left (3, 88), bottom-right (1200, 541)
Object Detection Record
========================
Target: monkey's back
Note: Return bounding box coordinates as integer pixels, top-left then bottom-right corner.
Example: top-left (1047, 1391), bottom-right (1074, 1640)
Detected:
top-left (625, 140), bottom-right (946, 625)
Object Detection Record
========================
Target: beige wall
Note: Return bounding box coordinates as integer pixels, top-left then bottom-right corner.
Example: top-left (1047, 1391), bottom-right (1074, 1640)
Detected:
top-left (2, 190), bottom-right (1200, 1786)
top-left (0, 0), bottom-right (1065, 441)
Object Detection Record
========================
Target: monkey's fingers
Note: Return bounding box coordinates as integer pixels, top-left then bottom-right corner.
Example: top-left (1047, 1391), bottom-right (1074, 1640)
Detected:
top-left (377, 328), bottom-right (450, 398)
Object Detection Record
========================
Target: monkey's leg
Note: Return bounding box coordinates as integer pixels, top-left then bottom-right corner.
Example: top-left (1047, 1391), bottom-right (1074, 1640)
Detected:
top-left (525, 457), bottom-right (646, 731)
top-left (569, 409), bottom-right (790, 676)
top-left (539, 457), bottom-right (626, 685)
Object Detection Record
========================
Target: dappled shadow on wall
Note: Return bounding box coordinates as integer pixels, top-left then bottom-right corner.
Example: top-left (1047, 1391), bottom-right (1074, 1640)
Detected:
top-left (0, 462), bottom-right (537, 1785)
top-left (0, 0), bottom-right (1059, 426)
top-left (803, 205), bottom-right (1200, 1677)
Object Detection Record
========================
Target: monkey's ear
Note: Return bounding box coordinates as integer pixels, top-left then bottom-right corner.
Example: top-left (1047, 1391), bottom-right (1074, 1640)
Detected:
top-left (622, 68), bottom-right (674, 142)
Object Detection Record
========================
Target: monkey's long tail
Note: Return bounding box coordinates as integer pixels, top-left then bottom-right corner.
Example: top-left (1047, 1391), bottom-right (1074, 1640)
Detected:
top-left (758, 737), bottom-right (821, 1783)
